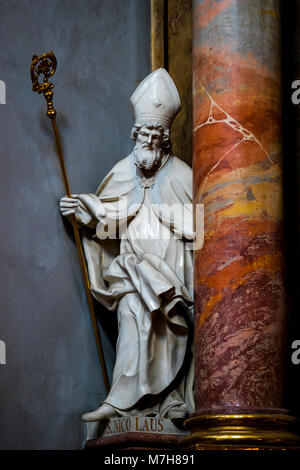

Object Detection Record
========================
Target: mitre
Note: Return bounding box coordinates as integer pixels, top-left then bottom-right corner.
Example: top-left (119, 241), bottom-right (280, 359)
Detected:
top-left (130, 68), bottom-right (181, 129)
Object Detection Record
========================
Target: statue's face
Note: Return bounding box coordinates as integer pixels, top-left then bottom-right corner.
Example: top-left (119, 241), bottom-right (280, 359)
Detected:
top-left (134, 125), bottom-right (163, 171)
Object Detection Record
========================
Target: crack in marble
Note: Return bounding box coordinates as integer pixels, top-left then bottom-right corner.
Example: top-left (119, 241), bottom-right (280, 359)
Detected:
top-left (194, 86), bottom-right (274, 198)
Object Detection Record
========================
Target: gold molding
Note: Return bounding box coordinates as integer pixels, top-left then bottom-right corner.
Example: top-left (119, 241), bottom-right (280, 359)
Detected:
top-left (167, 0), bottom-right (192, 166)
top-left (151, 0), bottom-right (193, 166)
top-left (151, 0), bottom-right (165, 71)
top-left (183, 413), bottom-right (300, 450)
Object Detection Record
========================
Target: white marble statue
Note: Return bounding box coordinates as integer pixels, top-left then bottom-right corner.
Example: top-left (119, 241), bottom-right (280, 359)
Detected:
top-left (60, 69), bottom-right (194, 422)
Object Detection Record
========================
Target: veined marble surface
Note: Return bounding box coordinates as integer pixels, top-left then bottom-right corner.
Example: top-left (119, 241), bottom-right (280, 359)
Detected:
top-left (193, 0), bottom-right (285, 413)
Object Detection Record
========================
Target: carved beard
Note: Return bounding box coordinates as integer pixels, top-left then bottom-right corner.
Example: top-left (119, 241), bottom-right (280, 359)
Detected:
top-left (134, 144), bottom-right (163, 171)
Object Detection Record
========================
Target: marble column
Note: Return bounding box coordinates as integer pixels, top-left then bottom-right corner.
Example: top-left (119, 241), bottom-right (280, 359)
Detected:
top-left (185, 0), bottom-right (300, 449)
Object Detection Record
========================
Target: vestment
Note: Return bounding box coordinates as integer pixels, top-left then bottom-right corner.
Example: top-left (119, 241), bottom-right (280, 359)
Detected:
top-left (76, 153), bottom-right (194, 416)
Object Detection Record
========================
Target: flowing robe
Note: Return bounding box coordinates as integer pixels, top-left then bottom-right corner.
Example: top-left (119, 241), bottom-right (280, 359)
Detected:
top-left (75, 153), bottom-right (194, 416)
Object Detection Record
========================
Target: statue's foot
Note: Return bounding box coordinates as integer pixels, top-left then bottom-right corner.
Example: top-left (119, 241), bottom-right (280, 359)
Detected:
top-left (82, 403), bottom-right (116, 422)
top-left (167, 407), bottom-right (187, 420)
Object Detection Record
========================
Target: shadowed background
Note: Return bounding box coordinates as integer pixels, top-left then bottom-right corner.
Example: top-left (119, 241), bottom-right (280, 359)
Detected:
top-left (282, 0), bottom-right (300, 423)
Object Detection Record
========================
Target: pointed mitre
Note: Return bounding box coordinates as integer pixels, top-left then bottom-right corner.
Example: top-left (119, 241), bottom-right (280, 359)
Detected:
top-left (130, 68), bottom-right (181, 129)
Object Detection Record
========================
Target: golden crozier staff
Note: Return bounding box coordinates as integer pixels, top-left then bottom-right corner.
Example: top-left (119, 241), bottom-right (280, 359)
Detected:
top-left (30, 51), bottom-right (110, 393)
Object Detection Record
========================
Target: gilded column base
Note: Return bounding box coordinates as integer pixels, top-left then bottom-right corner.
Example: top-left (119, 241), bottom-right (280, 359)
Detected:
top-left (183, 414), bottom-right (300, 450)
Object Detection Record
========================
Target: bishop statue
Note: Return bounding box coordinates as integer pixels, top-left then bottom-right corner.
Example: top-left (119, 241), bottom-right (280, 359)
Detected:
top-left (60, 69), bottom-right (194, 422)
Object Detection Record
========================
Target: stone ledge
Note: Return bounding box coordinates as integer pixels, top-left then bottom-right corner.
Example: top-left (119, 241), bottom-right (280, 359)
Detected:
top-left (84, 416), bottom-right (189, 450)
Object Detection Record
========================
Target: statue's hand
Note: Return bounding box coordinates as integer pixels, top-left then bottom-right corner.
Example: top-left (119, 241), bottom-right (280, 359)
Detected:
top-left (59, 194), bottom-right (79, 217)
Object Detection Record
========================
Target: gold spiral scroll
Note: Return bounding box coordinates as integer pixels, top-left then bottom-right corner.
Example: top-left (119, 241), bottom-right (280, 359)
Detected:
top-left (30, 51), bottom-right (110, 394)
top-left (31, 52), bottom-right (57, 119)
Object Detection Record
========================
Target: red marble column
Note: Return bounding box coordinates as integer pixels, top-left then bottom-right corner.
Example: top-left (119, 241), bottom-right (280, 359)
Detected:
top-left (185, 0), bottom-right (300, 449)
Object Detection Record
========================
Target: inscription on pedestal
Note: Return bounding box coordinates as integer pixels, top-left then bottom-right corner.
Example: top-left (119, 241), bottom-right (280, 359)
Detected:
top-left (85, 416), bottom-right (189, 442)
top-left (105, 417), bottom-right (165, 436)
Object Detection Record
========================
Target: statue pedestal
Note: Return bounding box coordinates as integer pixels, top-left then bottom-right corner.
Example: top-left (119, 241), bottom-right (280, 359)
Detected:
top-left (84, 416), bottom-right (189, 450)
